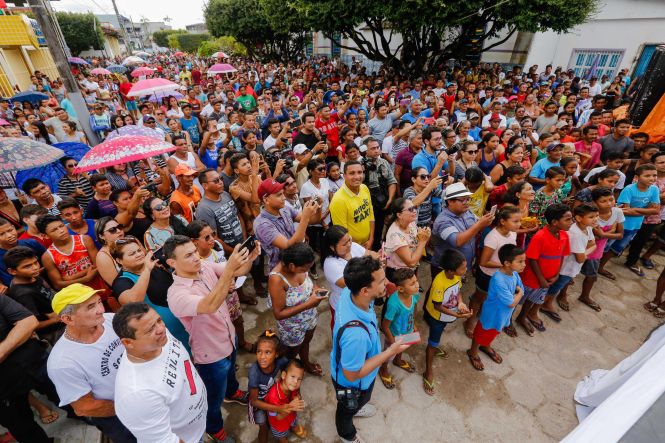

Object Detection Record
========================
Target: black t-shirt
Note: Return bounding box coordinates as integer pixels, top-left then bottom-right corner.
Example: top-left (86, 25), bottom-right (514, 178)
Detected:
top-left (111, 267), bottom-right (174, 307)
top-left (127, 217), bottom-right (152, 245)
top-left (293, 130), bottom-right (319, 150)
top-left (7, 277), bottom-right (54, 321)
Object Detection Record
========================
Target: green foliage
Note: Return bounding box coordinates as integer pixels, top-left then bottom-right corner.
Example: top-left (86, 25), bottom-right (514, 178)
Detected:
top-left (198, 36), bottom-right (247, 57)
top-left (204, 0), bottom-right (306, 61)
top-left (54, 12), bottom-right (104, 56)
top-left (172, 33), bottom-right (210, 53)
top-left (152, 29), bottom-right (186, 48)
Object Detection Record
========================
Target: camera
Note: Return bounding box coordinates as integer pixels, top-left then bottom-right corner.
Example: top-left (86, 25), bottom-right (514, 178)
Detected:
top-left (362, 157), bottom-right (377, 172)
top-left (445, 144), bottom-right (460, 156)
top-left (336, 388), bottom-right (360, 410)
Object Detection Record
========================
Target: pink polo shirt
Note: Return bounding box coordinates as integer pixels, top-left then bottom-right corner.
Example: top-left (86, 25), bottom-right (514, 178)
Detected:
top-left (574, 140), bottom-right (602, 169)
top-left (167, 261), bottom-right (236, 364)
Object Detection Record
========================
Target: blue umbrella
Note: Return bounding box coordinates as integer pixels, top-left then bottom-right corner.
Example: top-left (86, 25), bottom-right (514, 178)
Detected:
top-left (10, 91), bottom-right (49, 104)
top-left (16, 142), bottom-right (90, 193)
top-left (107, 64), bottom-right (128, 73)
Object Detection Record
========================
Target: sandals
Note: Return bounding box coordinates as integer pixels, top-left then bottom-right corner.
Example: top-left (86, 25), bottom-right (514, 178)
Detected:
top-left (479, 346), bottom-right (503, 364)
top-left (466, 349), bottom-right (484, 371)
top-left (598, 269), bottom-right (616, 280)
top-left (528, 317), bottom-right (546, 332)
top-left (422, 374), bottom-right (435, 395)
top-left (292, 424), bottom-right (307, 439)
top-left (503, 324), bottom-right (518, 338)
top-left (380, 373), bottom-right (395, 390)
top-left (541, 309), bottom-right (562, 322)
top-left (641, 258), bottom-right (656, 270)
top-left (557, 299), bottom-right (570, 312)
top-left (579, 298), bottom-right (602, 312)
top-left (654, 307), bottom-right (665, 319)
top-left (627, 265), bottom-right (645, 277)
top-left (644, 302), bottom-right (659, 312)
top-left (434, 347), bottom-right (448, 358)
top-left (393, 360), bottom-right (416, 373)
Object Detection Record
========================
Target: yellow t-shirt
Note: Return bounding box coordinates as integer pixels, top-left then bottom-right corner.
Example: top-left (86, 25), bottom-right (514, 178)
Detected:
top-left (330, 184), bottom-right (374, 244)
top-left (468, 184), bottom-right (489, 219)
top-left (425, 271), bottom-right (462, 322)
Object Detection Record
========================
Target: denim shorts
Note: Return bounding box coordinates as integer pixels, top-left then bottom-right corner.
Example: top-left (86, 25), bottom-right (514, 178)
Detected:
top-left (608, 229), bottom-right (639, 255)
top-left (424, 311), bottom-right (449, 347)
top-left (546, 275), bottom-right (574, 296)
top-left (524, 286), bottom-right (548, 305)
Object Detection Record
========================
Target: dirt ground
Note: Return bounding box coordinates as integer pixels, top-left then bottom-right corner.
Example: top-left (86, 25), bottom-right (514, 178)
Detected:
top-left (35, 253), bottom-right (662, 443)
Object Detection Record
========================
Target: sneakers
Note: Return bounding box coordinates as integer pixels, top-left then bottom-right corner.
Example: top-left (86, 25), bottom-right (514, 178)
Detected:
top-left (340, 434), bottom-right (366, 443)
top-left (223, 389), bottom-right (248, 405)
top-left (209, 428), bottom-right (235, 443)
top-left (354, 403), bottom-right (376, 418)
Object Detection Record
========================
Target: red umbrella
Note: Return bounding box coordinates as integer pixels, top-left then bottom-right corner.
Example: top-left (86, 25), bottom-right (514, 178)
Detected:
top-left (126, 78), bottom-right (179, 98)
top-left (207, 63), bottom-right (237, 75)
top-left (131, 67), bottom-right (155, 78)
top-left (174, 51), bottom-right (184, 57)
top-left (75, 135), bottom-right (176, 172)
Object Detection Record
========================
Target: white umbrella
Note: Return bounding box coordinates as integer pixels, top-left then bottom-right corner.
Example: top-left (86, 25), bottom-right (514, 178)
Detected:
top-left (211, 51), bottom-right (229, 59)
top-left (122, 56), bottom-right (146, 66)
top-left (134, 51), bottom-right (151, 57)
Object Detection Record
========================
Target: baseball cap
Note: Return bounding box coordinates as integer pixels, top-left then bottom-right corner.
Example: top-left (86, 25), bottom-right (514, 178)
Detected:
top-left (546, 142), bottom-right (564, 152)
top-left (539, 81), bottom-right (550, 86)
top-left (258, 178), bottom-right (285, 200)
top-left (468, 112), bottom-right (480, 120)
top-left (142, 114), bottom-right (155, 123)
top-left (444, 182), bottom-right (473, 200)
top-left (556, 120), bottom-right (570, 129)
top-left (489, 113), bottom-right (502, 121)
top-left (459, 98), bottom-right (469, 104)
top-left (52, 283), bottom-right (104, 315)
top-left (293, 144), bottom-right (308, 155)
top-left (507, 95), bottom-right (518, 102)
top-left (174, 163), bottom-right (198, 176)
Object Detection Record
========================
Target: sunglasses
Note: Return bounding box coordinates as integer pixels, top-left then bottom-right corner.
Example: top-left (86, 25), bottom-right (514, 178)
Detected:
top-left (465, 149), bottom-right (478, 154)
top-left (402, 206), bottom-right (417, 213)
top-left (104, 225), bottom-right (124, 234)
top-left (315, 167), bottom-right (326, 172)
top-left (66, 163), bottom-right (78, 168)
top-left (151, 202), bottom-right (168, 211)
top-left (417, 174), bottom-right (430, 180)
top-left (208, 177), bottom-right (221, 184)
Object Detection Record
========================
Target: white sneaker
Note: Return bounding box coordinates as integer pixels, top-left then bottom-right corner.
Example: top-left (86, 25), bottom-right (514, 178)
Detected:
top-left (354, 403), bottom-right (376, 418)
top-left (340, 434), bottom-right (366, 443)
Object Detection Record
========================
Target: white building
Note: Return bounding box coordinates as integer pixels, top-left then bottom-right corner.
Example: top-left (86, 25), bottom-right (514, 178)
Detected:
top-left (482, 0), bottom-right (665, 79)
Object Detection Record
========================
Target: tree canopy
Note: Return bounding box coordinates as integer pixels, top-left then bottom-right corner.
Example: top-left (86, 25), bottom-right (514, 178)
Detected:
top-left (55, 12), bottom-right (104, 56)
top-left (152, 29), bottom-right (186, 48)
top-left (198, 36), bottom-right (247, 57)
top-left (167, 33), bottom-right (210, 53)
top-left (204, 0), bottom-right (306, 61)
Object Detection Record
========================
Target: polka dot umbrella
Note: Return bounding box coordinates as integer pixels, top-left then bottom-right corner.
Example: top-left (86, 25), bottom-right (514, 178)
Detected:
top-left (74, 135), bottom-right (176, 173)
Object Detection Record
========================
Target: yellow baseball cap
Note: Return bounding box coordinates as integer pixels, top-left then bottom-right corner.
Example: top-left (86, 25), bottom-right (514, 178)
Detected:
top-left (52, 283), bottom-right (103, 315)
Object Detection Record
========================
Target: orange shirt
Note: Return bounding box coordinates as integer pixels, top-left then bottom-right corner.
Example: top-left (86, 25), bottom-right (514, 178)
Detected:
top-left (170, 187), bottom-right (201, 222)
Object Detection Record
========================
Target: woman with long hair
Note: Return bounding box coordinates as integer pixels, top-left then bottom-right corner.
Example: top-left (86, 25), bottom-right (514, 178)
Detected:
top-left (94, 216), bottom-right (124, 285)
top-left (29, 121), bottom-right (56, 144)
top-left (142, 196), bottom-right (189, 251)
top-left (476, 132), bottom-right (500, 176)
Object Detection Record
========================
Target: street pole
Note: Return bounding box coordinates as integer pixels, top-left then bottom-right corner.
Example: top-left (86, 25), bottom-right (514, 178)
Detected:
top-left (110, 0), bottom-right (130, 56)
top-left (27, 0), bottom-right (100, 145)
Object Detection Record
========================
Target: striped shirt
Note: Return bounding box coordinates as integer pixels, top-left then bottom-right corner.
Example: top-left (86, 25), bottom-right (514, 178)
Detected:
top-left (57, 175), bottom-right (94, 208)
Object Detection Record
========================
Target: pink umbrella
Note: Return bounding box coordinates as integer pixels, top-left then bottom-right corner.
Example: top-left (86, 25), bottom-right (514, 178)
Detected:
top-left (207, 63), bottom-right (237, 75)
top-left (126, 78), bottom-right (180, 98)
top-left (131, 67), bottom-right (155, 78)
top-left (75, 136), bottom-right (176, 172)
top-left (211, 51), bottom-right (228, 59)
top-left (174, 51), bottom-right (184, 57)
top-left (106, 125), bottom-right (163, 141)
top-left (0, 118), bottom-right (10, 126)
top-left (90, 67), bottom-right (111, 75)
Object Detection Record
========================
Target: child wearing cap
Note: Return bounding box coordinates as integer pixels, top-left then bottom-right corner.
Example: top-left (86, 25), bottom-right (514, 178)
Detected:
top-left (528, 142), bottom-right (563, 190)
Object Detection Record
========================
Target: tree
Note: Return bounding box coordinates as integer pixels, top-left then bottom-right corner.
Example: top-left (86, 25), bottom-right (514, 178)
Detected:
top-left (204, 0), bottom-right (306, 61)
top-left (263, 0), bottom-right (598, 76)
top-left (198, 36), bottom-right (247, 57)
top-left (152, 29), bottom-right (185, 48)
top-left (170, 33), bottom-right (210, 53)
top-left (55, 12), bottom-right (104, 56)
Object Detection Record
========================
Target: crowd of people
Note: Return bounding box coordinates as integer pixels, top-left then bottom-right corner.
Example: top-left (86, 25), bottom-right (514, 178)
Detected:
top-left (0, 52), bottom-right (664, 443)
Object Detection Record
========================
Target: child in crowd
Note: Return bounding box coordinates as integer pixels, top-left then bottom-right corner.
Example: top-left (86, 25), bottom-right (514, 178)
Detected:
top-left (18, 204), bottom-right (51, 248)
top-left (636, 152), bottom-right (665, 271)
top-left (487, 165), bottom-right (526, 209)
top-left (600, 164), bottom-right (659, 279)
top-left (530, 166), bottom-right (566, 225)
top-left (423, 249), bottom-right (471, 395)
top-left (188, 220), bottom-right (253, 352)
top-left (529, 142), bottom-right (562, 189)
top-left (465, 206), bottom-right (521, 338)
top-left (378, 268), bottom-right (420, 390)
top-left (543, 204), bottom-right (598, 319)
top-left (248, 330), bottom-right (289, 443)
top-left (464, 166), bottom-right (494, 218)
top-left (516, 204), bottom-right (572, 336)
top-left (467, 244), bottom-right (526, 371)
top-left (584, 152), bottom-right (626, 192)
top-left (264, 359), bottom-right (307, 442)
top-left (559, 157), bottom-right (582, 202)
top-left (575, 168), bottom-right (621, 205)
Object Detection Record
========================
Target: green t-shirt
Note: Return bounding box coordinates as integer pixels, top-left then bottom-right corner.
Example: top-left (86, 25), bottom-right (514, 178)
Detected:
top-left (236, 94), bottom-right (256, 111)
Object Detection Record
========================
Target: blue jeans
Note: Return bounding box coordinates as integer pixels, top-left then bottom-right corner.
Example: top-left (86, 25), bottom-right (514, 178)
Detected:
top-left (195, 348), bottom-right (240, 434)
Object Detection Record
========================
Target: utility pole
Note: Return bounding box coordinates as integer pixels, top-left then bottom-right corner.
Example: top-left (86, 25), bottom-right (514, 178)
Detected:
top-left (110, 0), bottom-right (130, 56)
top-left (27, 0), bottom-right (100, 145)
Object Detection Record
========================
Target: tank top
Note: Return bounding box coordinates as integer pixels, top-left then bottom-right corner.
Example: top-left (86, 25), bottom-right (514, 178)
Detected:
top-left (478, 149), bottom-right (497, 176)
top-left (47, 235), bottom-right (108, 297)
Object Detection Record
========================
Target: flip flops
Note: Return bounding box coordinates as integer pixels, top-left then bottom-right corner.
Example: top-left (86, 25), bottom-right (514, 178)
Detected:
top-left (466, 349), bottom-right (484, 371)
top-left (541, 309), bottom-right (562, 322)
top-left (422, 374), bottom-right (435, 395)
top-left (579, 298), bottom-right (601, 312)
top-left (528, 317), bottom-right (546, 332)
top-left (393, 360), bottom-right (416, 373)
top-left (479, 346), bottom-right (503, 364)
top-left (380, 373), bottom-right (395, 390)
top-left (627, 264), bottom-right (645, 277)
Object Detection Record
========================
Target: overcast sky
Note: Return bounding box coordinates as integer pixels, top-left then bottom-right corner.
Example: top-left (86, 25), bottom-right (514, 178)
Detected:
top-left (51, 0), bottom-right (206, 30)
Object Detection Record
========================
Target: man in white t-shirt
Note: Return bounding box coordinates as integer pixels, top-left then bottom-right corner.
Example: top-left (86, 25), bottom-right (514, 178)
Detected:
top-left (113, 303), bottom-right (207, 443)
top-left (47, 284), bottom-right (136, 443)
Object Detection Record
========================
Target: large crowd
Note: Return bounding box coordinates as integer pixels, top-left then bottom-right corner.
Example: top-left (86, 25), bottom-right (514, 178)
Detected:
top-left (0, 53), bottom-right (663, 443)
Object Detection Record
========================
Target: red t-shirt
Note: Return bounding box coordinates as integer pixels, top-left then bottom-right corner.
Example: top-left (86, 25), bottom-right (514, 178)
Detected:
top-left (192, 69), bottom-right (201, 85)
top-left (442, 93), bottom-right (456, 113)
top-left (18, 232), bottom-right (52, 248)
top-left (265, 381), bottom-right (299, 433)
top-left (315, 113), bottom-right (341, 157)
top-left (520, 227), bottom-right (570, 288)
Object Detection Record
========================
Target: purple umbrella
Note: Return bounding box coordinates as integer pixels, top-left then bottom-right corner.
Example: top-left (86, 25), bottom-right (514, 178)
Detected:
top-left (68, 56), bottom-right (89, 65)
top-left (148, 91), bottom-right (184, 102)
top-left (106, 125), bottom-right (163, 141)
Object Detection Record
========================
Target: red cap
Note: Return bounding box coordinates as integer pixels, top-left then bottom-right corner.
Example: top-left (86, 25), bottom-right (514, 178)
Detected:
top-left (490, 113), bottom-right (502, 121)
top-left (258, 178), bottom-right (285, 200)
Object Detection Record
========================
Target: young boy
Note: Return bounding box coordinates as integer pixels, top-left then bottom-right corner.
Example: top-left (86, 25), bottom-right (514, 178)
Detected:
top-left (516, 204), bottom-right (573, 336)
top-left (57, 197), bottom-right (100, 249)
top-left (529, 142), bottom-right (563, 189)
top-left (467, 244), bottom-right (526, 371)
top-left (264, 358), bottom-right (307, 442)
top-left (423, 249), bottom-right (471, 395)
top-left (378, 268), bottom-right (420, 390)
top-left (545, 204), bottom-right (599, 316)
top-left (600, 164), bottom-right (659, 278)
top-left (5, 246), bottom-right (64, 345)
top-left (464, 166), bottom-right (494, 218)
top-left (18, 204), bottom-right (51, 248)
top-left (584, 152), bottom-right (626, 191)
top-left (488, 165), bottom-right (526, 209)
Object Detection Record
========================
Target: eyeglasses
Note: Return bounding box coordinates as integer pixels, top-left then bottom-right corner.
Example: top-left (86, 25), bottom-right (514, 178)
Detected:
top-left (417, 174), bottom-right (430, 180)
top-left (208, 177), bottom-right (221, 184)
top-left (465, 150), bottom-right (478, 154)
top-left (151, 202), bottom-right (168, 211)
top-left (401, 206), bottom-right (417, 213)
top-left (104, 224), bottom-right (124, 234)
top-left (66, 163), bottom-right (78, 168)
top-left (315, 167), bottom-right (326, 172)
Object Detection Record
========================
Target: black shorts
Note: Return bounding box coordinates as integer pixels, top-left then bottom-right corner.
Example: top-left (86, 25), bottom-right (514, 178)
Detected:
top-left (475, 269), bottom-right (492, 293)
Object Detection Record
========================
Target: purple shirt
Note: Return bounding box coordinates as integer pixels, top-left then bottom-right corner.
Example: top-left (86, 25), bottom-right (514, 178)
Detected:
top-left (395, 147), bottom-right (418, 191)
top-left (253, 206), bottom-right (298, 269)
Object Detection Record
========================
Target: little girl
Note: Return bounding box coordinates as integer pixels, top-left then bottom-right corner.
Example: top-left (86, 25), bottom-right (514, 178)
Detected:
top-left (248, 331), bottom-right (289, 443)
top-left (529, 166), bottom-right (566, 226)
top-left (559, 157), bottom-right (582, 202)
top-left (187, 220), bottom-right (253, 352)
top-left (264, 359), bottom-right (307, 442)
top-left (464, 206), bottom-right (522, 338)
